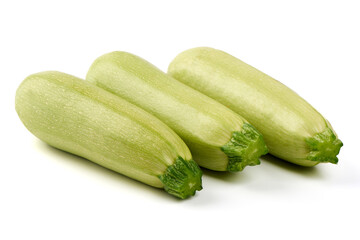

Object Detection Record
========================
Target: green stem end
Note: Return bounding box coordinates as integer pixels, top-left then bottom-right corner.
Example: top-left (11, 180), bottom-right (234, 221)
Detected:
top-left (306, 127), bottom-right (343, 164)
top-left (159, 157), bottom-right (202, 199)
top-left (221, 123), bottom-right (268, 172)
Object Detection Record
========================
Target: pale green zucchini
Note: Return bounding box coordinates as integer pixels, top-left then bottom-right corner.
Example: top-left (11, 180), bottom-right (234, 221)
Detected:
top-left (168, 47), bottom-right (343, 166)
top-left (86, 52), bottom-right (268, 172)
top-left (15, 71), bottom-right (202, 199)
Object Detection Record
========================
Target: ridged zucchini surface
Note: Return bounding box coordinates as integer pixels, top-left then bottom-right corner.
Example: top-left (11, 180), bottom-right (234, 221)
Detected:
top-left (15, 71), bottom-right (202, 199)
top-left (168, 47), bottom-right (343, 166)
top-left (86, 52), bottom-right (268, 172)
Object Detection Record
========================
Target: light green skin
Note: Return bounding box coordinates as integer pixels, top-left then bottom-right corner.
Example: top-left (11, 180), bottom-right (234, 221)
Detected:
top-left (168, 47), bottom-right (342, 166)
top-left (15, 72), bottom-right (193, 189)
top-left (86, 52), bottom-right (255, 171)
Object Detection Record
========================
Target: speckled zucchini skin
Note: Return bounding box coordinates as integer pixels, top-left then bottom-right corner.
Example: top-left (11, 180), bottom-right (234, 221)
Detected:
top-left (15, 71), bottom-right (202, 199)
top-left (87, 52), bottom-right (268, 172)
top-left (168, 47), bottom-right (342, 166)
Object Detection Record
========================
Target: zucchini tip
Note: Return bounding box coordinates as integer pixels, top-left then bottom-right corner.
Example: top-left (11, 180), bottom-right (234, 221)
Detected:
top-left (159, 157), bottom-right (203, 199)
top-left (221, 123), bottom-right (268, 172)
top-left (305, 127), bottom-right (343, 164)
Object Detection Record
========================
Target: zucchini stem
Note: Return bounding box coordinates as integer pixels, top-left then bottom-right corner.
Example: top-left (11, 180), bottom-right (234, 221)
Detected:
top-left (159, 157), bottom-right (202, 199)
top-left (221, 123), bottom-right (268, 172)
top-left (306, 127), bottom-right (343, 164)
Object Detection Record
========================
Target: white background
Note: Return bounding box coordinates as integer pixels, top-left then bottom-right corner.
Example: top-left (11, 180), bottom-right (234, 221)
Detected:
top-left (1, 1), bottom-right (359, 239)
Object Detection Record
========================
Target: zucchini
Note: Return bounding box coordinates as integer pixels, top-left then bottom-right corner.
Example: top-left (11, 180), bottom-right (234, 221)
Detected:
top-left (15, 71), bottom-right (202, 199)
top-left (86, 52), bottom-right (268, 172)
top-left (168, 47), bottom-right (343, 166)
